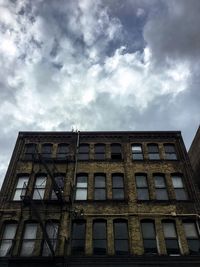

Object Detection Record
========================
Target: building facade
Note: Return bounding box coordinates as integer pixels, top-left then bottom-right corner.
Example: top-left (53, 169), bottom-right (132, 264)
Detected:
top-left (0, 131), bottom-right (200, 266)
top-left (189, 126), bottom-right (200, 189)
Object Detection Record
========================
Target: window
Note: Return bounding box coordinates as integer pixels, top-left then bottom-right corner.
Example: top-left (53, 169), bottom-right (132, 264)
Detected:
top-left (94, 174), bottom-right (106, 200)
top-left (141, 220), bottom-right (157, 254)
top-left (111, 144), bottom-right (122, 160)
top-left (154, 174), bottom-right (168, 200)
top-left (183, 221), bottom-right (200, 254)
top-left (135, 174), bottom-right (149, 200)
top-left (131, 144), bottom-right (143, 160)
top-left (0, 223), bottom-right (17, 256)
top-left (71, 220), bottom-right (86, 254)
top-left (57, 144), bottom-right (69, 159)
top-left (78, 144), bottom-right (89, 160)
top-left (164, 144), bottom-right (177, 160)
top-left (20, 223), bottom-right (38, 256)
top-left (75, 174), bottom-right (88, 200)
top-left (147, 144), bottom-right (160, 160)
top-left (24, 143), bottom-right (37, 160)
top-left (42, 222), bottom-right (58, 256)
top-left (51, 174), bottom-right (64, 200)
top-left (171, 174), bottom-right (188, 200)
top-left (93, 220), bottom-right (107, 255)
top-left (13, 175), bottom-right (29, 201)
top-left (112, 174), bottom-right (124, 200)
top-left (163, 221), bottom-right (180, 255)
top-left (114, 220), bottom-right (129, 255)
top-left (41, 143), bottom-right (52, 159)
top-left (94, 144), bottom-right (105, 160)
top-left (32, 175), bottom-right (47, 200)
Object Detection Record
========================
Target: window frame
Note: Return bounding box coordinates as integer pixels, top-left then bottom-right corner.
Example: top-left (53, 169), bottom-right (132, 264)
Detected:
top-left (32, 174), bottom-right (47, 200)
top-left (75, 174), bottom-right (88, 201)
top-left (162, 220), bottom-right (180, 255)
top-left (56, 143), bottom-right (69, 159)
top-left (24, 143), bottom-right (37, 160)
top-left (94, 173), bottom-right (106, 201)
top-left (112, 173), bottom-right (125, 200)
top-left (111, 143), bottom-right (122, 160)
top-left (141, 220), bottom-right (158, 254)
top-left (20, 222), bottom-right (38, 256)
top-left (135, 173), bottom-right (149, 200)
top-left (94, 144), bottom-right (106, 160)
top-left (0, 222), bottom-right (18, 257)
top-left (164, 144), bottom-right (177, 160)
top-left (42, 221), bottom-right (59, 256)
top-left (154, 173), bottom-right (169, 200)
top-left (131, 144), bottom-right (143, 160)
top-left (113, 219), bottom-right (129, 255)
top-left (13, 175), bottom-right (29, 201)
top-left (41, 143), bottom-right (53, 159)
top-left (93, 220), bottom-right (107, 255)
top-left (171, 174), bottom-right (188, 200)
top-left (71, 220), bottom-right (86, 255)
top-left (78, 144), bottom-right (89, 160)
top-left (147, 144), bottom-right (160, 160)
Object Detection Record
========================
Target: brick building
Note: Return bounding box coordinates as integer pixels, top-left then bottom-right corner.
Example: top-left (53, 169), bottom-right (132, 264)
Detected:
top-left (189, 126), bottom-right (200, 189)
top-left (0, 131), bottom-right (200, 266)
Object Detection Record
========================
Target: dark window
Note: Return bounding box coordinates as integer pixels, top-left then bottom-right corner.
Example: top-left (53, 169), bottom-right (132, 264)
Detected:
top-left (147, 144), bottom-right (160, 160)
top-left (78, 144), bottom-right (89, 160)
top-left (57, 144), bottom-right (69, 159)
top-left (164, 144), bottom-right (177, 160)
top-left (32, 175), bottom-right (47, 200)
top-left (94, 174), bottom-right (106, 200)
top-left (136, 174), bottom-right (149, 200)
top-left (13, 175), bottom-right (29, 201)
top-left (51, 174), bottom-right (64, 200)
top-left (0, 224), bottom-right (17, 256)
top-left (141, 220), bottom-right (157, 254)
top-left (93, 221), bottom-right (107, 255)
top-left (42, 222), bottom-right (58, 256)
top-left (94, 144), bottom-right (105, 160)
top-left (163, 221), bottom-right (180, 255)
top-left (111, 144), bottom-right (122, 160)
top-left (112, 174), bottom-right (124, 200)
top-left (154, 174), bottom-right (168, 200)
top-left (183, 222), bottom-right (200, 255)
top-left (114, 220), bottom-right (129, 255)
top-left (24, 143), bottom-right (37, 160)
top-left (20, 223), bottom-right (38, 256)
top-left (41, 144), bottom-right (52, 159)
top-left (71, 221), bottom-right (86, 254)
top-left (132, 144), bottom-right (143, 160)
top-left (172, 174), bottom-right (188, 200)
top-left (75, 174), bottom-right (88, 200)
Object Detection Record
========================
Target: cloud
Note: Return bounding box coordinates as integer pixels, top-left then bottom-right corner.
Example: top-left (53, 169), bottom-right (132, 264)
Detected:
top-left (0, 0), bottom-right (200, 187)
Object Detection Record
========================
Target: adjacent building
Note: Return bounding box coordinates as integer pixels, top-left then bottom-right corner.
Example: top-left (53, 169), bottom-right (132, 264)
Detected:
top-left (0, 131), bottom-right (200, 266)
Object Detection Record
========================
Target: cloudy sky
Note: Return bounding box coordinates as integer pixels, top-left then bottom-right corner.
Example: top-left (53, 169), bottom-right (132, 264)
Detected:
top-left (0, 0), bottom-right (200, 187)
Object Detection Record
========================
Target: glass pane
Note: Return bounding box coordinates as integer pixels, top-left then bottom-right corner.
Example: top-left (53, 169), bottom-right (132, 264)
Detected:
top-left (33, 188), bottom-right (45, 199)
top-left (75, 189), bottom-right (87, 200)
top-left (95, 153), bottom-right (105, 160)
top-left (13, 189), bottom-right (22, 201)
top-left (55, 176), bottom-right (64, 189)
top-left (137, 189), bottom-right (149, 200)
top-left (148, 145), bottom-right (159, 153)
top-left (17, 177), bottom-right (29, 188)
top-left (3, 224), bottom-right (17, 239)
top-left (114, 222), bottom-right (128, 239)
top-left (184, 223), bottom-right (198, 238)
top-left (77, 176), bottom-right (87, 188)
top-left (71, 240), bottom-right (85, 254)
top-left (143, 239), bottom-right (157, 254)
top-left (156, 189), bottom-right (168, 200)
top-left (21, 240), bottom-right (35, 256)
top-left (46, 223), bottom-right (58, 239)
top-left (133, 153), bottom-right (143, 160)
top-left (24, 224), bottom-right (37, 239)
top-left (93, 240), bottom-right (107, 254)
top-left (112, 175), bottom-right (124, 188)
top-left (0, 240), bottom-right (13, 256)
top-left (149, 153), bottom-right (160, 160)
top-left (141, 222), bottom-right (155, 238)
top-left (42, 144), bottom-right (52, 153)
top-left (95, 176), bottom-right (105, 187)
top-left (95, 189), bottom-right (106, 200)
top-left (111, 144), bottom-right (121, 153)
top-left (26, 144), bottom-right (36, 153)
top-left (165, 145), bottom-right (175, 153)
top-left (95, 145), bottom-right (105, 153)
top-left (172, 176), bottom-right (183, 188)
top-left (78, 154), bottom-right (89, 160)
top-left (165, 239), bottom-right (179, 255)
top-left (57, 144), bottom-right (69, 153)
top-left (175, 189), bottom-right (188, 200)
top-left (79, 145), bottom-right (89, 153)
top-left (155, 176), bottom-right (165, 188)
top-left (163, 223), bottom-right (177, 238)
top-left (93, 222), bottom-right (106, 239)
top-left (72, 222), bottom-right (85, 239)
top-left (187, 240), bottom-right (200, 254)
top-left (136, 175), bottom-right (147, 187)
top-left (132, 145), bottom-right (142, 152)
top-left (166, 153), bottom-right (177, 160)
top-left (35, 176), bottom-right (46, 187)
top-left (115, 240), bottom-right (129, 255)
top-left (113, 189), bottom-right (124, 200)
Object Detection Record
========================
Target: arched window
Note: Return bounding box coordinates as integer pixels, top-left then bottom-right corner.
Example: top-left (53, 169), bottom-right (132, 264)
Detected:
top-left (94, 144), bottom-right (106, 160)
top-left (113, 219), bottom-right (129, 255)
top-left (93, 220), bottom-right (107, 255)
top-left (57, 143), bottom-right (69, 159)
top-left (42, 221), bottom-right (59, 256)
top-left (75, 174), bottom-right (88, 200)
top-left (94, 174), bottom-right (106, 200)
top-left (32, 174), bottom-right (47, 200)
top-left (131, 144), bottom-right (143, 160)
top-left (112, 174), bottom-right (124, 200)
top-left (164, 144), bottom-right (177, 160)
top-left (162, 220), bottom-right (180, 255)
top-left (147, 144), bottom-right (160, 160)
top-left (183, 221), bottom-right (200, 255)
top-left (41, 143), bottom-right (53, 159)
top-left (171, 173), bottom-right (188, 200)
top-left (13, 174), bottom-right (29, 201)
top-left (24, 143), bottom-right (37, 160)
top-left (153, 173), bottom-right (168, 200)
top-left (0, 222), bottom-right (18, 256)
top-left (111, 144), bottom-right (122, 160)
top-left (20, 222), bottom-right (38, 256)
top-left (71, 220), bottom-right (86, 254)
top-left (78, 144), bottom-right (89, 160)
top-left (141, 220), bottom-right (157, 254)
top-left (135, 173), bottom-right (149, 200)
